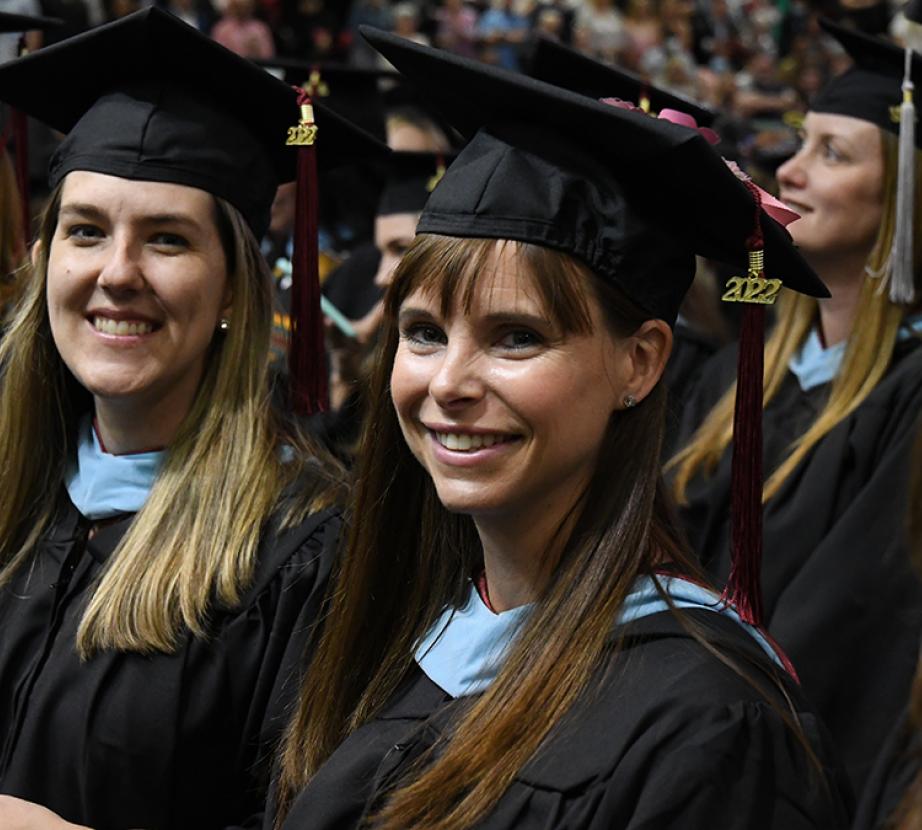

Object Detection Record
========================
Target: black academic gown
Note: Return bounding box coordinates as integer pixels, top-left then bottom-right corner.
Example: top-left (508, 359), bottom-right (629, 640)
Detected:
top-left (852, 711), bottom-right (919, 830)
top-left (276, 610), bottom-right (852, 830)
top-left (0, 493), bottom-right (341, 830)
top-left (673, 337), bottom-right (922, 795)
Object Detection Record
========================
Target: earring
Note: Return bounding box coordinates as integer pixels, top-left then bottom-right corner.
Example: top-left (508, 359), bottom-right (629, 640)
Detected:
top-left (218, 318), bottom-right (230, 332)
top-left (623, 394), bottom-right (637, 409)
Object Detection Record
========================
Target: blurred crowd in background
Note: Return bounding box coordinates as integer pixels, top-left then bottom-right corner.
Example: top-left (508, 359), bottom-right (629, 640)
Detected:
top-left (2, 0), bottom-right (914, 197)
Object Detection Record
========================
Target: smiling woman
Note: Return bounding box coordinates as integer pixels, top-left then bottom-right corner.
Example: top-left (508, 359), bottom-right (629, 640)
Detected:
top-left (0, 9), bottom-right (382, 830)
top-left (44, 173), bottom-right (233, 452)
top-left (268, 29), bottom-right (850, 830)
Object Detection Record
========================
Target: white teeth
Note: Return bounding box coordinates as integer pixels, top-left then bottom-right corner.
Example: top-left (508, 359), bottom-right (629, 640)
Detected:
top-left (93, 317), bottom-right (154, 336)
top-left (435, 432), bottom-right (510, 452)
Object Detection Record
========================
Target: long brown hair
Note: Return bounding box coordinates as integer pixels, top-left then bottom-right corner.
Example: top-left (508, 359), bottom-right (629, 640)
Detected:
top-left (669, 131), bottom-right (920, 505)
top-left (275, 234), bottom-right (803, 828)
top-left (0, 182), bottom-right (343, 657)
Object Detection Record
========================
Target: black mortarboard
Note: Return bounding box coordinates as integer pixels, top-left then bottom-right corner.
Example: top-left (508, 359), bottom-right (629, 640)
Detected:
top-left (255, 59), bottom-right (398, 144)
top-left (526, 35), bottom-right (716, 129)
top-left (0, 7), bottom-right (384, 239)
top-left (378, 151), bottom-right (454, 217)
top-left (0, 7), bottom-right (388, 414)
top-left (363, 27), bottom-right (829, 641)
top-left (361, 27), bottom-right (825, 326)
top-left (814, 18), bottom-right (922, 146)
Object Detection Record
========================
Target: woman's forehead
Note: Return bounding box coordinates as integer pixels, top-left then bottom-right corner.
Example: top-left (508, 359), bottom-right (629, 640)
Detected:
top-left (404, 248), bottom-right (547, 316)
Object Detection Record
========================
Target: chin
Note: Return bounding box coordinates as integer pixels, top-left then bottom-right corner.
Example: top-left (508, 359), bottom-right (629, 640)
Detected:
top-left (431, 483), bottom-right (510, 517)
top-left (73, 370), bottom-right (153, 401)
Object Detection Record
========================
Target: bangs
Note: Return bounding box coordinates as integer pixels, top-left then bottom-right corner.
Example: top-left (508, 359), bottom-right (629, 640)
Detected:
top-left (385, 234), bottom-right (597, 336)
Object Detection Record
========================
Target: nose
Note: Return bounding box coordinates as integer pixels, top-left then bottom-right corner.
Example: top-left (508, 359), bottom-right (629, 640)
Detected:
top-left (428, 337), bottom-right (485, 409)
top-left (96, 234), bottom-right (146, 296)
top-left (776, 148), bottom-right (807, 191)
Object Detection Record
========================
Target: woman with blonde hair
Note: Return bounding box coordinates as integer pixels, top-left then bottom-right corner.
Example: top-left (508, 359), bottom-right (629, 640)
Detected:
top-left (0, 9), bottom-right (381, 830)
top-left (669, 20), bottom-right (922, 797)
top-left (269, 30), bottom-right (850, 830)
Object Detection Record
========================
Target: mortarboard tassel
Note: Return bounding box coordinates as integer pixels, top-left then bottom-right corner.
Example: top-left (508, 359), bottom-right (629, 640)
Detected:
top-left (720, 181), bottom-right (776, 629)
top-left (890, 47), bottom-right (916, 305)
top-left (286, 87), bottom-right (328, 415)
top-left (11, 107), bottom-right (29, 242)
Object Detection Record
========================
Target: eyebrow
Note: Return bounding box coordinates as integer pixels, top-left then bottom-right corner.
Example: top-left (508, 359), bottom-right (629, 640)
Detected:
top-left (59, 203), bottom-right (203, 229)
top-left (397, 307), bottom-right (552, 329)
top-left (480, 311), bottom-right (552, 328)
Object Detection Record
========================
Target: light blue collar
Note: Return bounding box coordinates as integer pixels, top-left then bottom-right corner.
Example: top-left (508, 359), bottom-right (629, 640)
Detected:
top-left (66, 415), bottom-right (165, 521)
top-left (788, 329), bottom-right (845, 392)
top-left (789, 315), bottom-right (922, 392)
top-left (415, 575), bottom-right (781, 698)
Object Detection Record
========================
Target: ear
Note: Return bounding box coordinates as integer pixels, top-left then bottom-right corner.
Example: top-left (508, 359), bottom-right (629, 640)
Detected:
top-left (30, 238), bottom-right (42, 268)
top-left (618, 319), bottom-right (673, 407)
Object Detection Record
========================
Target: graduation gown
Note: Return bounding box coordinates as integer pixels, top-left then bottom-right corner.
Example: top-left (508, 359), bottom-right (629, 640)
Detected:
top-left (673, 336), bottom-right (922, 794)
top-left (852, 711), bottom-right (920, 830)
top-left (277, 609), bottom-right (851, 830)
top-left (0, 493), bottom-right (341, 830)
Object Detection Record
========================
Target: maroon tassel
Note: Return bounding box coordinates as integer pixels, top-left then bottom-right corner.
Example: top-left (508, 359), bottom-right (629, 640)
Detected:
top-left (720, 180), bottom-right (769, 628)
top-left (722, 302), bottom-right (765, 626)
top-left (11, 108), bottom-right (29, 242)
top-left (287, 88), bottom-right (328, 416)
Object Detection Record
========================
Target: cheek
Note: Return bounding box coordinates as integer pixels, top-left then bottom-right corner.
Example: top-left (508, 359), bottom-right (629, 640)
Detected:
top-left (390, 345), bottom-right (428, 420)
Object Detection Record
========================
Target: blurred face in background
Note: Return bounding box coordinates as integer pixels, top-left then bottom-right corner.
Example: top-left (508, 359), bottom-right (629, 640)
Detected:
top-left (777, 112), bottom-right (884, 270)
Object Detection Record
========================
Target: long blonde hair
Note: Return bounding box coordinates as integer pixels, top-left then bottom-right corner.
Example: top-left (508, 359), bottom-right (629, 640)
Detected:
top-left (0, 184), bottom-right (342, 658)
top-left (670, 131), bottom-right (920, 504)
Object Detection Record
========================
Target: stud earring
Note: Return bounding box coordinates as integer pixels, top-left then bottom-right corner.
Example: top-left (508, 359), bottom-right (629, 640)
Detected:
top-left (218, 318), bottom-right (230, 332)
top-left (623, 394), bottom-right (637, 409)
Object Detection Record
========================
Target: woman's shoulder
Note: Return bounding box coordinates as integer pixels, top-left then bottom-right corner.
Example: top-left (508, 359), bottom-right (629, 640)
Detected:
top-left (502, 610), bottom-right (852, 828)
top-left (233, 502), bottom-right (344, 613)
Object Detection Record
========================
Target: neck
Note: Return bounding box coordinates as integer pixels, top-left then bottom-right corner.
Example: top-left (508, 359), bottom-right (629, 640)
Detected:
top-left (473, 490), bottom-right (583, 612)
top-left (808, 250), bottom-right (868, 347)
top-left (94, 374), bottom-right (201, 455)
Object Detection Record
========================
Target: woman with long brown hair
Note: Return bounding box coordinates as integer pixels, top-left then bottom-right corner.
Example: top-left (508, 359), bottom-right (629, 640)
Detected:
top-left (269, 30), bottom-right (850, 830)
top-left (669, 20), bottom-right (922, 798)
top-left (0, 9), bottom-right (381, 830)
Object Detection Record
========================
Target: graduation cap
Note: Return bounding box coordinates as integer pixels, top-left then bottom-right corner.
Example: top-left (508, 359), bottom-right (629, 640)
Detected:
top-left (0, 7), bottom-right (387, 415)
top-left (526, 35), bottom-right (716, 129)
top-left (254, 59), bottom-right (398, 144)
top-left (814, 18), bottom-right (918, 305)
top-left (378, 151), bottom-right (454, 217)
top-left (362, 26), bottom-right (829, 638)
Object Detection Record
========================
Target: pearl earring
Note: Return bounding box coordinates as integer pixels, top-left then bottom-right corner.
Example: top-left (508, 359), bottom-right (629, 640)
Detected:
top-left (623, 394), bottom-right (637, 409)
top-left (218, 318), bottom-right (230, 332)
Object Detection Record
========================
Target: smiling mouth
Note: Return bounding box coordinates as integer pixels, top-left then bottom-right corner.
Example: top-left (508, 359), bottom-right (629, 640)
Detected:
top-left (433, 431), bottom-right (517, 452)
top-left (781, 198), bottom-right (812, 214)
top-left (92, 316), bottom-right (158, 336)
